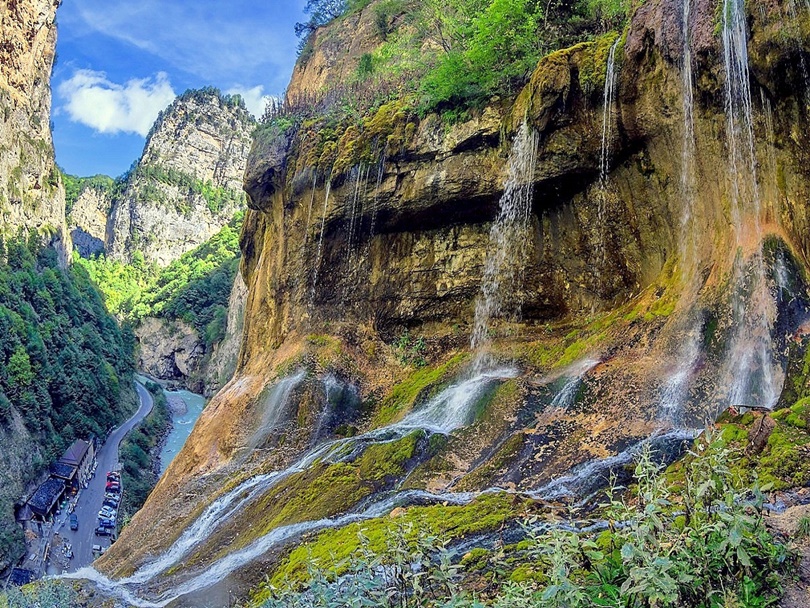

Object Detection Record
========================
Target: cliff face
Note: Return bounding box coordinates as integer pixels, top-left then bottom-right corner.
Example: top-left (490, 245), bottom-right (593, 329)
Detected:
top-left (99, 0), bottom-right (810, 603)
top-left (134, 272), bottom-right (246, 395)
top-left (0, 0), bottom-right (69, 263)
top-left (69, 184), bottom-right (110, 256)
top-left (105, 90), bottom-right (254, 267)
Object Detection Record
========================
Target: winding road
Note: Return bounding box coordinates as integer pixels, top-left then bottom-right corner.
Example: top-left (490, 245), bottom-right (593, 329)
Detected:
top-left (50, 382), bottom-right (154, 572)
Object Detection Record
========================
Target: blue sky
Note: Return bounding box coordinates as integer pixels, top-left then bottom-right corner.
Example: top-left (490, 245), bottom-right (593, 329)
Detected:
top-left (53, 0), bottom-right (306, 177)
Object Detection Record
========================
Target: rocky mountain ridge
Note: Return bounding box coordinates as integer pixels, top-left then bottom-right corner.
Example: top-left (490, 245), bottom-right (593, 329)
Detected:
top-left (69, 88), bottom-right (255, 268)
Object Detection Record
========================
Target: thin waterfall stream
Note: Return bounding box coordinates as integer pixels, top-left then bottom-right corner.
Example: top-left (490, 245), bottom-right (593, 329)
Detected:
top-left (721, 0), bottom-right (784, 408)
top-left (470, 121), bottom-right (538, 369)
top-left (596, 38), bottom-right (620, 270)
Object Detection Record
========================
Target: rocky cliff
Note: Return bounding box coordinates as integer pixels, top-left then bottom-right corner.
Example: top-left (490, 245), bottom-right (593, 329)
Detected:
top-left (104, 89), bottom-right (254, 267)
top-left (133, 271), bottom-right (247, 395)
top-left (69, 183), bottom-right (111, 256)
top-left (96, 0), bottom-right (810, 604)
top-left (0, 0), bottom-right (69, 263)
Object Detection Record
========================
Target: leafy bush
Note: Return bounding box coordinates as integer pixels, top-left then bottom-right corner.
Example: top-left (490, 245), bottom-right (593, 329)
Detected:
top-left (74, 212), bottom-right (243, 347)
top-left (0, 580), bottom-right (77, 607)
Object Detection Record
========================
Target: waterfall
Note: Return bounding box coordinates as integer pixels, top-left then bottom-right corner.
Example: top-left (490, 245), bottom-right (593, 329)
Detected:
top-left (659, 326), bottom-right (701, 426)
top-left (248, 370), bottom-right (307, 448)
top-left (596, 38), bottom-right (621, 269)
top-left (721, 0), bottom-right (784, 408)
top-left (310, 177), bottom-right (332, 301)
top-left (302, 171), bottom-right (318, 250)
top-left (722, 0), bottom-right (759, 230)
top-left (93, 367), bottom-right (515, 600)
top-left (398, 367), bottom-right (519, 433)
top-left (599, 39), bottom-right (620, 185)
top-left (680, 0), bottom-right (696, 266)
top-left (656, 2), bottom-right (701, 425)
top-left (549, 359), bottom-right (599, 409)
top-left (470, 121), bottom-right (539, 366)
top-left (529, 428), bottom-right (697, 502)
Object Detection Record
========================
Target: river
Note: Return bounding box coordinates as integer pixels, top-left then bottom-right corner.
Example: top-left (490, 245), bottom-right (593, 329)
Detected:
top-left (159, 388), bottom-right (206, 474)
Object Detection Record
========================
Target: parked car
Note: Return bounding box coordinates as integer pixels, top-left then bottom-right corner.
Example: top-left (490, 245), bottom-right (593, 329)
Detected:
top-left (69, 514), bottom-right (78, 531)
top-left (94, 527), bottom-right (111, 537)
top-left (98, 509), bottom-right (115, 520)
top-left (103, 500), bottom-right (119, 510)
top-left (98, 518), bottom-right (116, 529)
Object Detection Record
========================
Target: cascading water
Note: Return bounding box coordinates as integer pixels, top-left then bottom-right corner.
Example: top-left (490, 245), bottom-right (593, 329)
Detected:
top-left (549, 359), bottom-right (599, 409)
top-left (302, 171), bottom-right (318, 250)
top-left (656, 5), bottom-right (702, 426)
top-left (680, 0), bottom-right (696, 265)
top-left (529, 428), bottom-right (697, 503)
top-left (599, 39), bottom-right (620, 186)
top-left (74, 367), bottom-right (516, 604)
top-left (398, 367), bottom-right (519, 432)
top-left (721, 0), bottom-right (784, 408)
top-left (248, 370), bottom-right (307, 449)
top-left (596, 38), bottom-right (621, 269)
top-left (659, 325), bottom-right (701, 426)
top-left (470, 121), bottom-right (538, 368)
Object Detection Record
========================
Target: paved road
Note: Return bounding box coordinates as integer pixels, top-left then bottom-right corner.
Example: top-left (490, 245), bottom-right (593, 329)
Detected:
top-left (53, 382), bottom-right (154, 572)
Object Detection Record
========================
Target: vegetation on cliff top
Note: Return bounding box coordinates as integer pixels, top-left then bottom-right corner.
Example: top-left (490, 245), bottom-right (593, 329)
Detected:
top-left (0, 236), bottom-right (135, 566)
top-left (290, 0), bottom-right (633, 116)
top-left (74, 212), bottom-right (243, 347)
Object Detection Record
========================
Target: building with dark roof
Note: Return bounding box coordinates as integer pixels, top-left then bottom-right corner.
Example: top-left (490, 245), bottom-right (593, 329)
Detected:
top-left (28, 478), bottom-right (65, 518)
top-left (59, 439), bottom-right (94, 485)
top-left (9, 568), bottom-right (35, 586)
top-left (50, 461), bottom-right (77, 483)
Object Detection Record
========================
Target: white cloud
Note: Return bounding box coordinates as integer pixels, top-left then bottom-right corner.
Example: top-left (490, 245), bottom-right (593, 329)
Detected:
top-left (68, 1), bottom-right (302, 95)
top-left (58, 70), bottom-right (176, 136)
top-left (226, 85), bottom-right (277, 118)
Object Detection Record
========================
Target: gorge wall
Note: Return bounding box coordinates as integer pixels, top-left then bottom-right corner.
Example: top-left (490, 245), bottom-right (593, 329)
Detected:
top-left (94, 0), bottom-right (810, 605)
top-left (0, 0), bottom-right (69, 264)
top-left (67, 89), bottom-right (255, 393)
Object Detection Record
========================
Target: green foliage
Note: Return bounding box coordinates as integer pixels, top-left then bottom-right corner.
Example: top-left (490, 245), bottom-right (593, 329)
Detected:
top-left (0, 580), bottom-right (77, 607)
top-left (0, 236), bottom-right (134, 566)
top-left (258, 437), bottom-right (792, 608)
top-left (74, 212), bottom-right (243, 347)
top-left (128, 163), bottom-right (246, 215)
top-left (797, 515), bottom-right (810, 540)
top-left (394, 330), bottom-right (427, 367)
top-left (60, 169), bottom-right (116, 214)
top-left (118, 382), bottom-right (171, 524)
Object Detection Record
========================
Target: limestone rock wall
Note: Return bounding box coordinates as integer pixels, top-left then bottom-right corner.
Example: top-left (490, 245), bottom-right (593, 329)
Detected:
top-left (69, 185), bottom-right (111, 257)
top-left (106, 90), bottom-right (254, 267)
top-left (0, 0), bottom-right (69, 263)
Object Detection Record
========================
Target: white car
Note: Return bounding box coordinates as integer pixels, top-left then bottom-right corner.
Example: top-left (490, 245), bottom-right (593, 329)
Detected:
top-left (98, 507), bottom-right (115, 518)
